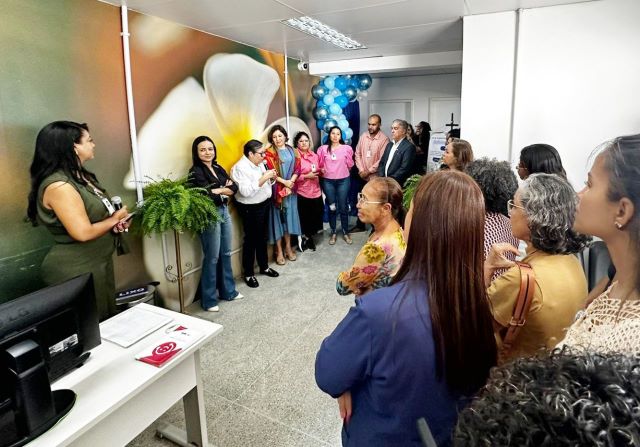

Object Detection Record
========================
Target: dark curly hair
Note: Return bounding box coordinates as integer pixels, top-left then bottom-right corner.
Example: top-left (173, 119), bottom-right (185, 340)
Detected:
top-left (466, 158), bottom-right (518, 216)
top-left (520, 173), bottom-right (591, 254)
top-left (454, 348), bottom-right (640, 446)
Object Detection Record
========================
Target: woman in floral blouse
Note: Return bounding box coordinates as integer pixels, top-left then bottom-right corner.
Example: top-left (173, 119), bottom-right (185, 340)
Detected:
top-left (336, 177), bottom-right (406, 296)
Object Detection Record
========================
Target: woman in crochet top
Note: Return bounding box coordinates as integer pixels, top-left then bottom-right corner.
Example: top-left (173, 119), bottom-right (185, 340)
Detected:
top-left (562, 134), bottom-right (640, 354)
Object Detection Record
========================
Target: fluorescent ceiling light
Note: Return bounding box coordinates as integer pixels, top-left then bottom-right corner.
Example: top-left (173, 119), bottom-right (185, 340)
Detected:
top-left (281, 17), bottom-right (366, 50)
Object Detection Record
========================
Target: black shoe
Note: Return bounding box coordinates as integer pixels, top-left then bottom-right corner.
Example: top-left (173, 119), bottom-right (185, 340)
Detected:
top-left (349, 226), bottom-right (366, 233)
top-left (244, 276), bottom-right (259, 288)
top-left (306, 238), bottom-right (316, 251)
top-left (260, 268), bottom-right (279, 277)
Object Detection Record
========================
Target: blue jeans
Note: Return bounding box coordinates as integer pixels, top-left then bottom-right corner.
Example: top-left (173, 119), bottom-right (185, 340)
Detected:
top-left (199, 205), bottom-right (238, 309)
top-left (322, 177), bottom-right (350, 235)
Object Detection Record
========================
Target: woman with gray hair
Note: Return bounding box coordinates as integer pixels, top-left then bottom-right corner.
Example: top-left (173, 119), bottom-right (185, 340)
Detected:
top-left (484, 173), bottom-right (590, 362)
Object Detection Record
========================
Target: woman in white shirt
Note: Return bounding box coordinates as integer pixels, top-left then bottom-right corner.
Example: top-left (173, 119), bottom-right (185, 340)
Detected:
top-left (230, 140), bottom-right (279, 289)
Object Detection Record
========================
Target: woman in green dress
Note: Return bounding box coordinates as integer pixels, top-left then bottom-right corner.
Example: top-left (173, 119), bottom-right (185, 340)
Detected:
top-left (27, 121), bottom-right (130, 321)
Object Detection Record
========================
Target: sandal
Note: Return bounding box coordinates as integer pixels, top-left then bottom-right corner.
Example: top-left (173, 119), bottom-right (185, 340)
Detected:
top-left (329, 233), bottom-right (337, 245)
top-left (343, 234), bottom-right (353, 245)
top-left (286, 250), bottom-right (297, 261)
top-left (276, 252), bottom-right (286, 265)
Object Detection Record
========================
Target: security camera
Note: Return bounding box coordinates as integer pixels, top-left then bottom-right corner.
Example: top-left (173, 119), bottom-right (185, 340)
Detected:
top-left (297, 61), bottom-right (309, 71)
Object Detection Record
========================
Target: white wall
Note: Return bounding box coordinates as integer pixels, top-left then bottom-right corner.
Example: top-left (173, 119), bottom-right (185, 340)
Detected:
top-left (460, 11), bottom-right (516, 161)
top-left (461, 0), bottom-right (640, 187)
top-left (358, 73), bottom-right (462, 137)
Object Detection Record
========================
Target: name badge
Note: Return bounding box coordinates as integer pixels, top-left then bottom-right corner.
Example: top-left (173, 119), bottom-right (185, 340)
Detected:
top-left (330, 153), bottom-right (337, 161)
top-left (366, 150), bottom-right (372, 158)
top-left (102, 197), bottom-right (116, 215)
top-left (311, 164), bottom-right (316, 172)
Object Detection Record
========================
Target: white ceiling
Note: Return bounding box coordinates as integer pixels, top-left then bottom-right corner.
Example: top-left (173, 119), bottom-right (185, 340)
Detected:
top-left (100, 0), bottom-right (594, 64)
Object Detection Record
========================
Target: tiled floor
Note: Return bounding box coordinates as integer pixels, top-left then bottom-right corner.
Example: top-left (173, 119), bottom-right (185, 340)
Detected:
top-left (127, 229), bottom-right (366, 447)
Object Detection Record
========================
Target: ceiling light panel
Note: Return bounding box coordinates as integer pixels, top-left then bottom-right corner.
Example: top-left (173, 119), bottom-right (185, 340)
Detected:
top-left (281, 16), bottom-right (366, 50)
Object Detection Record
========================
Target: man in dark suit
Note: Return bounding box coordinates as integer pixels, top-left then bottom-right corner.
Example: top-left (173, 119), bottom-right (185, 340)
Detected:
top-left (377, 119), bottom-right (416, 187)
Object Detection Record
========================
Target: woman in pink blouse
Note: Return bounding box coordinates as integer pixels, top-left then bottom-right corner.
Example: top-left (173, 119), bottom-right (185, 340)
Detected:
top-left (294, 131), bottom-right (323, 251)
top-left (318, 126), bottom-right (354, 245)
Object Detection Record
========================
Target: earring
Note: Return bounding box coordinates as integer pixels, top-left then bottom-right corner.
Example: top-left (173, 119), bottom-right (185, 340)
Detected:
top-left (615, 222), bottom-right (623, 230)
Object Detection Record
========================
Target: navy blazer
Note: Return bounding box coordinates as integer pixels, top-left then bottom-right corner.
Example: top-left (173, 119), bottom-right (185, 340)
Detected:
top-left (189, 163), bottom-right (238, 207)
top-left (315, 279), bottom-right (464, 446)
top-left (377, 138), bottom-right (417, 187)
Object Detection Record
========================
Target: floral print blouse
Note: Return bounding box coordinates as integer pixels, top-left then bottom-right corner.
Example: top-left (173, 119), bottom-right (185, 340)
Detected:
top-left (336, 228), bottom-right (407, 296)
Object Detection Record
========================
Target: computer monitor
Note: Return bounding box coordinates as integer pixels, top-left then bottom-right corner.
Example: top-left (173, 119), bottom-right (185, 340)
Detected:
top-left (0, 273), bottom-right (101, 447)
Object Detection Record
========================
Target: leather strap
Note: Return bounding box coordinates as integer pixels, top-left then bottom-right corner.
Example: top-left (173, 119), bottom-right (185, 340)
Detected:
top-left (500, 261), bottom-right (535, 361)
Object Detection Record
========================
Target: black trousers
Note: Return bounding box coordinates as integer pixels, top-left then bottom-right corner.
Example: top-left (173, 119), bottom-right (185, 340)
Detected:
top-left (235, 199), bottom-right (271, 276)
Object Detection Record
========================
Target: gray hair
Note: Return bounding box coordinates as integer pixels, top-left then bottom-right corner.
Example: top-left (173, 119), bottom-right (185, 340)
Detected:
top-left (392, 119), bottom-right (408, 132)
top-left (520, 173), bottom-right (591, 254)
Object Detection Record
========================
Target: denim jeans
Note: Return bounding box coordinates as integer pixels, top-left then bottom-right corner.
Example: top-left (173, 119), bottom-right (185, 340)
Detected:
top-left (199, 205), bottom-right (238, 309)
top-left (322, 177), bottom-right (350, 235)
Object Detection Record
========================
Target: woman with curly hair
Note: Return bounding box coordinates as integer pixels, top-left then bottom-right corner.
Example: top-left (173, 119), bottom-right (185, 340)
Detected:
top-left (264, 125), bottom-right (301, 264)
top-left (485, 173), bottom-right (589, 362)
top-left (454, 348), bottom-right (640, 446)
top-left (335, 177), bottom-right (406, 296)
top-left (466, 158), bottom-right (519, 280)
top-left (561, 134), bottom-right (640, 354)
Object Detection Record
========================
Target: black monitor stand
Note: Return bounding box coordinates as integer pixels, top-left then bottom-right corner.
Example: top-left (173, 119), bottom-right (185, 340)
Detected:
top-left (1, 339), bottom-right (76, 447)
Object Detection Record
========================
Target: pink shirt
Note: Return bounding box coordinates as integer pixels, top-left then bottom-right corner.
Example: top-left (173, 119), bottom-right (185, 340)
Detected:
top-left (317, 144), bottom-right (354, 180)
top-left (355, 131), bottom-right (390, 180)
top-left (297, 150), bottom-right (322, 199)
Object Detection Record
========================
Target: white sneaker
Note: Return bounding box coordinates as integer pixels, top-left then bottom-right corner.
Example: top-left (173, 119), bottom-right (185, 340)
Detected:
top-left (206, 305), bottom-right (220, 312)
top-left (233, 293), bottom-right (244, 300)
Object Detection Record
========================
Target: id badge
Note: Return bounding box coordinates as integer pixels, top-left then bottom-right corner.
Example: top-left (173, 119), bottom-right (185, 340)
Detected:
top-left (311, 163), bottom-right (316, 172)
top-left (366, 150), bottom-right (372, 158)
top-left (330, 153), bottom-right (337, 161)
top-left (102, 197), bottom-right (116, 215)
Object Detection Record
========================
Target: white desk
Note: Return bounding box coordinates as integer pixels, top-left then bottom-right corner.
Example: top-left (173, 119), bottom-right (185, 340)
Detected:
top-left (27, 304), bottom-right (223, 447)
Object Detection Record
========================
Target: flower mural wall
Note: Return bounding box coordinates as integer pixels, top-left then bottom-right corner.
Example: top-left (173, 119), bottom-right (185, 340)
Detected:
top-left (0, 1), bottom-right (319, 306)
top-left (125, 17), bottom-right (317, 309)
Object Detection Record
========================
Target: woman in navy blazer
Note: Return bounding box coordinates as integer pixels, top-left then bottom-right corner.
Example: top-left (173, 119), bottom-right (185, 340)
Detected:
top-left (189, 136), bottom-right (242, 312)
top-left (315, 171), bottom-right (497, 446)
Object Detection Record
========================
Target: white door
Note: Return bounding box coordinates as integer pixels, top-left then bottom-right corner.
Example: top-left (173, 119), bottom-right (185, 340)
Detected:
top-left (429, 98), bottom-right (461, 134)
top-left (368, 100), bottom-right (414, 132)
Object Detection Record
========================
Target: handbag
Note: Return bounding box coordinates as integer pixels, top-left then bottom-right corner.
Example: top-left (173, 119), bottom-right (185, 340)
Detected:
top-left (499, 261), bottom-right (535, 362)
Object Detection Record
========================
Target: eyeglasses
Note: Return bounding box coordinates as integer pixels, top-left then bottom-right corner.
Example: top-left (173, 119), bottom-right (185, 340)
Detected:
top-left (357, 192), bottom-right (383, 205)
top-left (507, 199), bottom-right (526, 215)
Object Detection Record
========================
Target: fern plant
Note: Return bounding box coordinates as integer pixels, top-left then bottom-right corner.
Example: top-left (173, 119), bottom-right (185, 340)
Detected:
top-left (402, 174), bottom-right (423, 209)
top-left (134, 176), bottom-right (221, 236)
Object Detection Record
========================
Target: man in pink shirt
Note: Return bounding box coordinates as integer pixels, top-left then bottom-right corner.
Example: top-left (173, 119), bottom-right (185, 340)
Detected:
top-left (352, 114), bottom-right (390, 232)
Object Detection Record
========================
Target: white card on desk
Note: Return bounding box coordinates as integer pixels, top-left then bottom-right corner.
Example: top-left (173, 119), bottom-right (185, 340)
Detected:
top-left (101, 306), bottom-right (173, 348)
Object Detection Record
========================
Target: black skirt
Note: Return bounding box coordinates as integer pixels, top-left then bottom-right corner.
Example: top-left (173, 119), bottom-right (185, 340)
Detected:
top-left (297, 195), bottom-right (324, 237)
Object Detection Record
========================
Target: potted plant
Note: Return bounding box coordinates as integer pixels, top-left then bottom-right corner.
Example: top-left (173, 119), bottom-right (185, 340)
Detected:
top-left (134, 176), bottom-right (221, 312)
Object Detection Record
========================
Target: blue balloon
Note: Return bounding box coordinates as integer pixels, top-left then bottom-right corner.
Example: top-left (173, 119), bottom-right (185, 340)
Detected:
top-left (316, 99), bottom-right (325, 108)
top-left (330, 114), bottom-right (340, 120)
top-left (344, 86), bottom-right (357, 101)
top-left (335, 95), bottom-right (349, 108)
top-left (358, 74), bottom-right (372, 90)
top-left (338, 119), bottom-right (349, 130)
top-left (324, 119), bottom-right (338, 133)
top-left (323, 76), bottom-right (335, 90)
top-left (343, 128), bottom-right (354, 140)
top-left (335, 76), bottom-right (348, 91)
top-left (339, 114), bottom-right (347, 120)
top-left (311, 84), bottom-right (327, 100)
top-left (349, 74), bottom-right (360, 88)
top-left (313, 106), bottom-right (329, 120)
top-left (331, 88), bottom-right (341, 97)
top-left (329, 103), bottom-right (342, 115)
top-left (323, 94), bottom-right (335, 105)
top-left (316, 119), bottom-right (325, 130)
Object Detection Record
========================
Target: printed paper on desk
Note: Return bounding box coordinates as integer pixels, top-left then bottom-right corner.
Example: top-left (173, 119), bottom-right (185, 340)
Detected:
top-left (136, 325), bottom-right (204, 367)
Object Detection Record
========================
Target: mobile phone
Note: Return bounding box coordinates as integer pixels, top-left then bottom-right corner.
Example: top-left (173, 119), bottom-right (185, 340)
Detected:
top-left (120, 212), bottom-right (136, 223)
